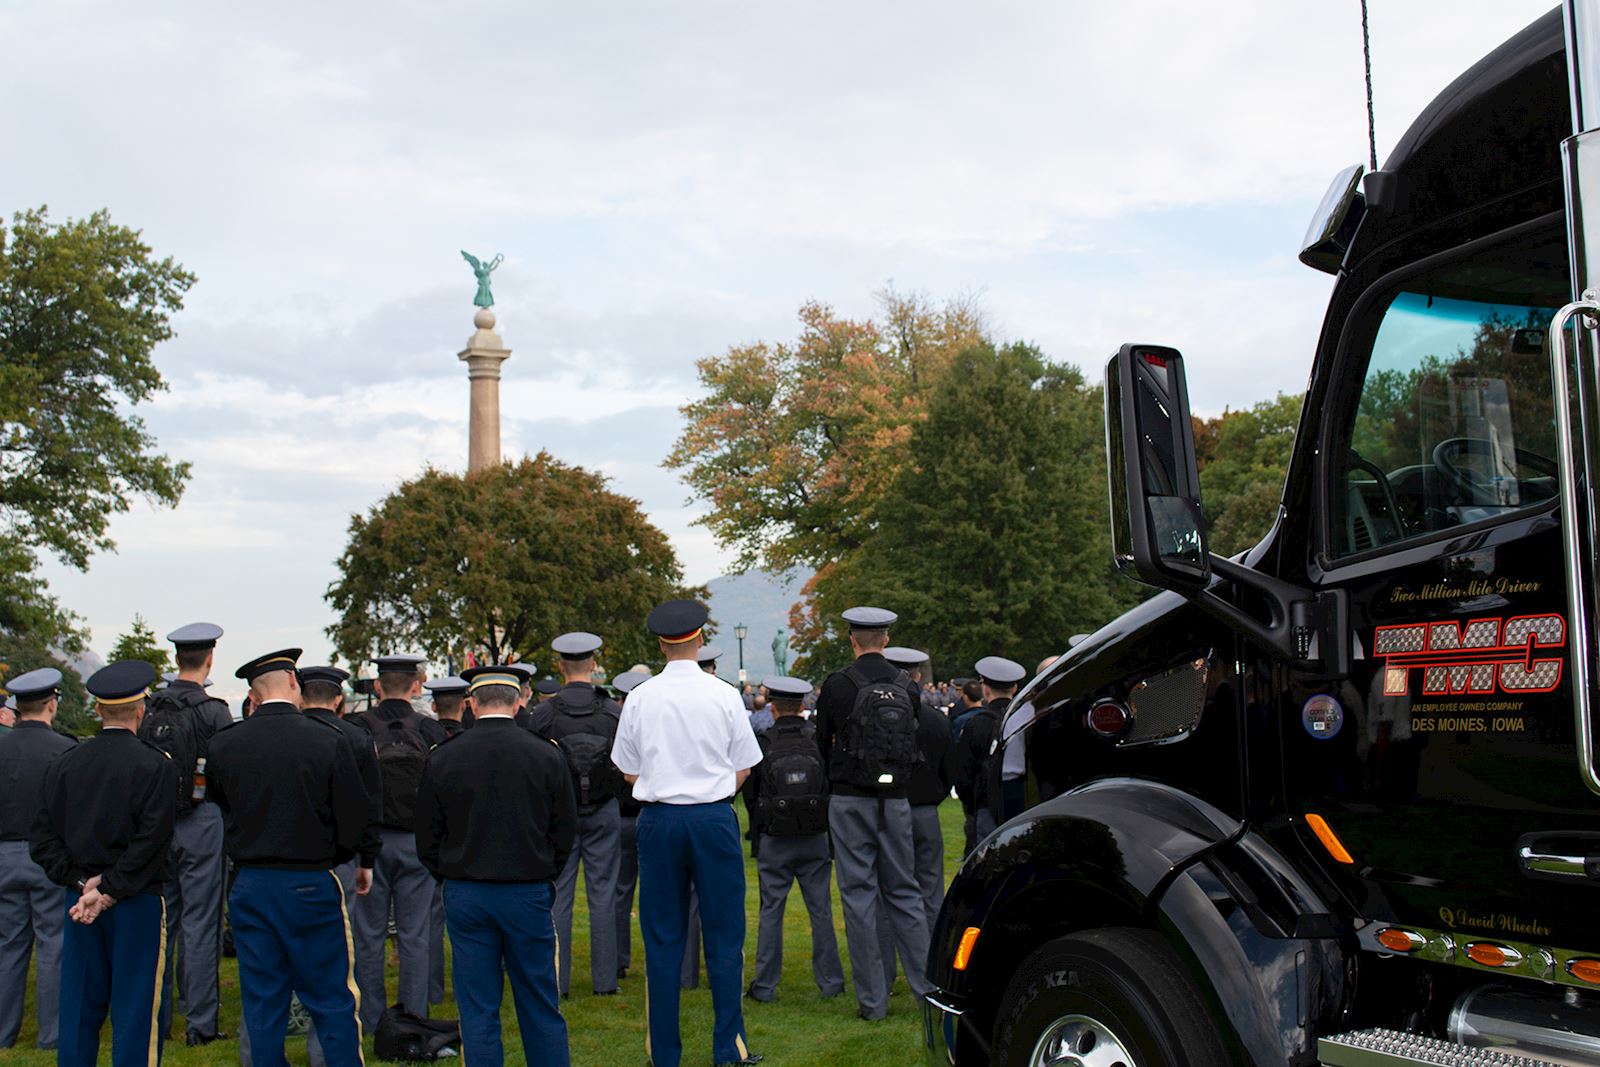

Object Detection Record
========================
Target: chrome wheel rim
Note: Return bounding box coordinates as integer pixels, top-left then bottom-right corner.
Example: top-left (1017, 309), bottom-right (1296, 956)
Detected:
top-left (1028, 1013), bottom-right (1139, 1067)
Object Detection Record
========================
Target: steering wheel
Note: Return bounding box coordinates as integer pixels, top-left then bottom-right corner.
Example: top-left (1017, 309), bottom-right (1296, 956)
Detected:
top-left (1348, 449), bottom-right (1407, 537)
top-left (1431, 437), bottom-right (1558, 502)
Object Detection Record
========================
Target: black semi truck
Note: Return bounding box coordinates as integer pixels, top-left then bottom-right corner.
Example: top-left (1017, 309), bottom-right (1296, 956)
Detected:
top-left (924, 6), bottom-right (1600, 1066)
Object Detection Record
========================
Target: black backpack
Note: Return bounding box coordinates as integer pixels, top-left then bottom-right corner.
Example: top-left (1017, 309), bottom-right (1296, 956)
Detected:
top-left (138, 686), bottom-right (209, 816)
top-left (760, 723), bottom-right (829, 836)
top-left (368, 713), bottom-right (429, 827)
top-left (548, 696), bottom-right (620, 812)
top-left (374, 1004), bottom-right (459, 1061)
top-left (839, 665), bottom-right (920, 789)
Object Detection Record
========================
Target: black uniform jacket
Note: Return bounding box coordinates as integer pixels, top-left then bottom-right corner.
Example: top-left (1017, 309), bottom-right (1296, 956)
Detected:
top-left (304, 706), bottom-right (383, 869)
top-left (907, 703), bottom-right (955, 807)
top-left (415, 716), bottom-right (577, 883)
top-left (815, 652), bottom-right (923, 799)
top-left (30, 727), bottom-right (176, 899)
top-left (439, 717), bottom-right (465, 738)
top-left (207, 702), bottom-right (369, 870)
top-left (955, 699), bottom-right (1005, 813)
top-left (0, 720), bottom-right (76, 840)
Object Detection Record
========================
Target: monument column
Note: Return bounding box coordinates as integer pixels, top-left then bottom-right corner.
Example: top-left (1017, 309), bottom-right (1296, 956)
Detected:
top-left (458, 307), bottom-right (511, 474)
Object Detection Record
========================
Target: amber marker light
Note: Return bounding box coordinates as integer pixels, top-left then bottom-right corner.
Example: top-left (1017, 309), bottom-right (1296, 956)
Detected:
top-left (1304, 814), bottom-right (1355, 864)
top-left (1376, 928), bottom-right (1421, 953)
top-left (952, 927), bottom-right (981, 971)
top-left (1568, 958), bottom-right (1600, 985)
top-left (1466, 943), bottom-right (1518, 968)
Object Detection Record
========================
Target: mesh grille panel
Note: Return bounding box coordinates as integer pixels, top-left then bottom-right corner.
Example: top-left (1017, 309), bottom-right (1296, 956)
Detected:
top-left (1125, 660), bottom-right (1207, 743)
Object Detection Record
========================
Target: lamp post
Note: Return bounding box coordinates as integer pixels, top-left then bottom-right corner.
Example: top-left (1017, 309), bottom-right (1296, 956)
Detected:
top-left (734, 622), bottom-right (748, 684)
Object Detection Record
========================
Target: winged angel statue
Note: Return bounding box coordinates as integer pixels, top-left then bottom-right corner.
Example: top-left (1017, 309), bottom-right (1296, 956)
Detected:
top-left (460, 250), bottom-right (504, 308)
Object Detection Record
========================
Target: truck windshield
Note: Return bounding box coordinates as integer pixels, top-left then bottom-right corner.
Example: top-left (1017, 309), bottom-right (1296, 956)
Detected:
top-left (1331, 226), bottom-right (1566, 557)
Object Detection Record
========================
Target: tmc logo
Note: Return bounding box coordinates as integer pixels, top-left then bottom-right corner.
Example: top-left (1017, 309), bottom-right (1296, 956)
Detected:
top-left (1373, 614), bottom-right (1565, 696)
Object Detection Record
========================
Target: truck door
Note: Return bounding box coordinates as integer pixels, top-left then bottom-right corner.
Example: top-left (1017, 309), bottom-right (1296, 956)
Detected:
top-left (1291, 214), bottom-right (1600, 954)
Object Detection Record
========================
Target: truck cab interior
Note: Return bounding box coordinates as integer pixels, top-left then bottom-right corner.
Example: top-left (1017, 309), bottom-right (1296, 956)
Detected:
top-left (1332, 224), bottom-right (1566, 558)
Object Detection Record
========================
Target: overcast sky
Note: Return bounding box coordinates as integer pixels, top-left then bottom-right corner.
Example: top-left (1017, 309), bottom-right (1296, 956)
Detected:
top-left (5, 0), bottom-right (1558, 696)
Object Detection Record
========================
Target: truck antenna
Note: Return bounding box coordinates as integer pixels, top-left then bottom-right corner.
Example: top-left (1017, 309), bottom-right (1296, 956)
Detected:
top-left (1361, 0), bottom-right (1378, 171)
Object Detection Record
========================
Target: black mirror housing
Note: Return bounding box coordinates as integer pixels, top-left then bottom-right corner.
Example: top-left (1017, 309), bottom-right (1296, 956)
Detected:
top-left (1105, 344), bottom-right (1210, 591)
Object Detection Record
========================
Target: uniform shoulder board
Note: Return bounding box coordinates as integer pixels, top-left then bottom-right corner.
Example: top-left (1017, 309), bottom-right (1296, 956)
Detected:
top-left (139, 737), bottom-right (172, 758)
top-left (435, 731), bottom-right (463, 747)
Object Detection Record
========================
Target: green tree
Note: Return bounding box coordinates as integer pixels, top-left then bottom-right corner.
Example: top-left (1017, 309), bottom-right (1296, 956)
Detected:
top-left (106, 614), bottom-right (171, 676)
top-left (0, 633), bottom-right (92, 736)
top-left (0, 206), bottom-right (193, 647)
top-left (326, 453), bottom-right (694, 671)
top-left (0, 539), bottom-right (82, 654)
top-left (1194, 393), bottom-right (1303, 556)
top-left (791, 343), bottom-right (1139, 676)
top-left (667, 289), bottom-right (988, 572)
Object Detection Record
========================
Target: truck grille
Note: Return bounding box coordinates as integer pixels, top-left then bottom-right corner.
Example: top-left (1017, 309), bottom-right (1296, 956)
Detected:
top-left (1318, 1028), bottom-right (1562, 1066)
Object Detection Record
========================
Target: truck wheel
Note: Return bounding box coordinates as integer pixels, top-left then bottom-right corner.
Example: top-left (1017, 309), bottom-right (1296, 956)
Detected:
top-left (991, 928), bottom-right (1231, 1067)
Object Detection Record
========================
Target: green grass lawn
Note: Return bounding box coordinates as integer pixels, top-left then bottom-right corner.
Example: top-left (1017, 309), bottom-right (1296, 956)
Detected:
top-left (6, 801), bottom-right (966, 1066)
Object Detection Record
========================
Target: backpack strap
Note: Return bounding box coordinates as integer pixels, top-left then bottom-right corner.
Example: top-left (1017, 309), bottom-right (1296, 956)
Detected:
top-left (843, 663), bottom-right (870, 690)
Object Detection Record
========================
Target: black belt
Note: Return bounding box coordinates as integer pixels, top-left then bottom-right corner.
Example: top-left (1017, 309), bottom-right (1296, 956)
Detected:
top-left (638, 796), bottom-right (735, 807)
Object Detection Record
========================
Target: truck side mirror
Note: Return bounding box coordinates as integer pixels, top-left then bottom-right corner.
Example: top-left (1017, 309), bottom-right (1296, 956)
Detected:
top-left (1105, 344), bottom-right (1210, 591)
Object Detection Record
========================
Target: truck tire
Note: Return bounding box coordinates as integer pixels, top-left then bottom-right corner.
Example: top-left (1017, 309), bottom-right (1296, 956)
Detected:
top-left (991, 927), bottom-right (1233, 1067)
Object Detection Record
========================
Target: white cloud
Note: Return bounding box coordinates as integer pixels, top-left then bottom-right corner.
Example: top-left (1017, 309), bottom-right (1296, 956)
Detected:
top-left (9, 0), bottom-right (1560, 674)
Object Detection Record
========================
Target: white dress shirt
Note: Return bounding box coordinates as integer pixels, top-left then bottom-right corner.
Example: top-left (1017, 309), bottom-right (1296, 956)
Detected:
top-left (612, 659), bottom-right (764, 804)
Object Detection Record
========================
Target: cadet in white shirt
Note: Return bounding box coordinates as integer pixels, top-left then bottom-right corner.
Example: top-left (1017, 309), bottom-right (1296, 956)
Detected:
top-left (611, 599), bottom-right (763, 1067)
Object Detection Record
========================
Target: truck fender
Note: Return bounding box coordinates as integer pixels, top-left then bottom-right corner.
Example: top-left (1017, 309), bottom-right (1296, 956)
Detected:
top-left (1150, 832), bottom-right (1349, 1067)
top-left (929, 778), bottom-right (1244, 1011)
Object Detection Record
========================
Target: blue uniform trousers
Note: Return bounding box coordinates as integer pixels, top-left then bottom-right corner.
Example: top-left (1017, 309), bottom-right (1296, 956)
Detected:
top-left (57, 891), bottom-right (168, 1067)
top-left (443, 880), bottom-right (568, 1067)
top-left (228, 868), bottom-right (362, 1067)
top-left (637, 802), bottom-right (751, 1067)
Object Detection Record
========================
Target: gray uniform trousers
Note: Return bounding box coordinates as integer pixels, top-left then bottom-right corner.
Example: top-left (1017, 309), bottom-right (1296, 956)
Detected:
top-left (0, 839), bottom-right (65, 1049)
top-left (238, 860), bottom-right (357, 1067)
top-left (428, 883), bottom-right (444, 1005)
top-left (829, 794), bottom-right (930, 1019)
top-left (975, 807), bottom-right (998, 848)
top-left (352, 827), bottom-right (432, 1031)
top-left (554, 797), bottom-right (621, 995)
top-left (162, 801), bottom-right (226, 1037)
top-left (910, 803), bottom-right (945, 932)
top-left (748, 834), bottom-right (843, 1001)
top-left (875, 803), bottom-right (946, 989)
top-left (613, 813), bottom-right (638, 979)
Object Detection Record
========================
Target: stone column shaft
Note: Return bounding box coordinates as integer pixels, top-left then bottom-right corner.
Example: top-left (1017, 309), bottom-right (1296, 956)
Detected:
top-left (458, 308), bottom-right (511, 474)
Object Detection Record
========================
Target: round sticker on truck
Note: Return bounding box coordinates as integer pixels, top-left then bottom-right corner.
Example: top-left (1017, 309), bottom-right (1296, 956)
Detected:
top-left (1302, 694), bottom-right (1344, 740)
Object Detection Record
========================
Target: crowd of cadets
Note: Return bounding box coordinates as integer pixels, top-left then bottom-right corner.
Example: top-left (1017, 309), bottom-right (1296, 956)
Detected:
top-left (0, 604), bottom-right (1059, 1066)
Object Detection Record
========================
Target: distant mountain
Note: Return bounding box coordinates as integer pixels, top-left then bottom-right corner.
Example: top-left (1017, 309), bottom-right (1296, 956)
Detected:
top-left (65, 647), bottom-right (105, 680)
top-left (704, 569), bottom-right (811, 685)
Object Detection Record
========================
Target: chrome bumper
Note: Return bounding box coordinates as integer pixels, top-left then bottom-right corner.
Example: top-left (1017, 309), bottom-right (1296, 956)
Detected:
top-left (923, 991), bottom-right (965, 1066)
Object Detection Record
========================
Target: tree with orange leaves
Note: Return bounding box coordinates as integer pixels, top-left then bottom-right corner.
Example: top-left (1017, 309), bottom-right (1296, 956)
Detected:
top-left (666, 288), bottom-right (987, 573)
